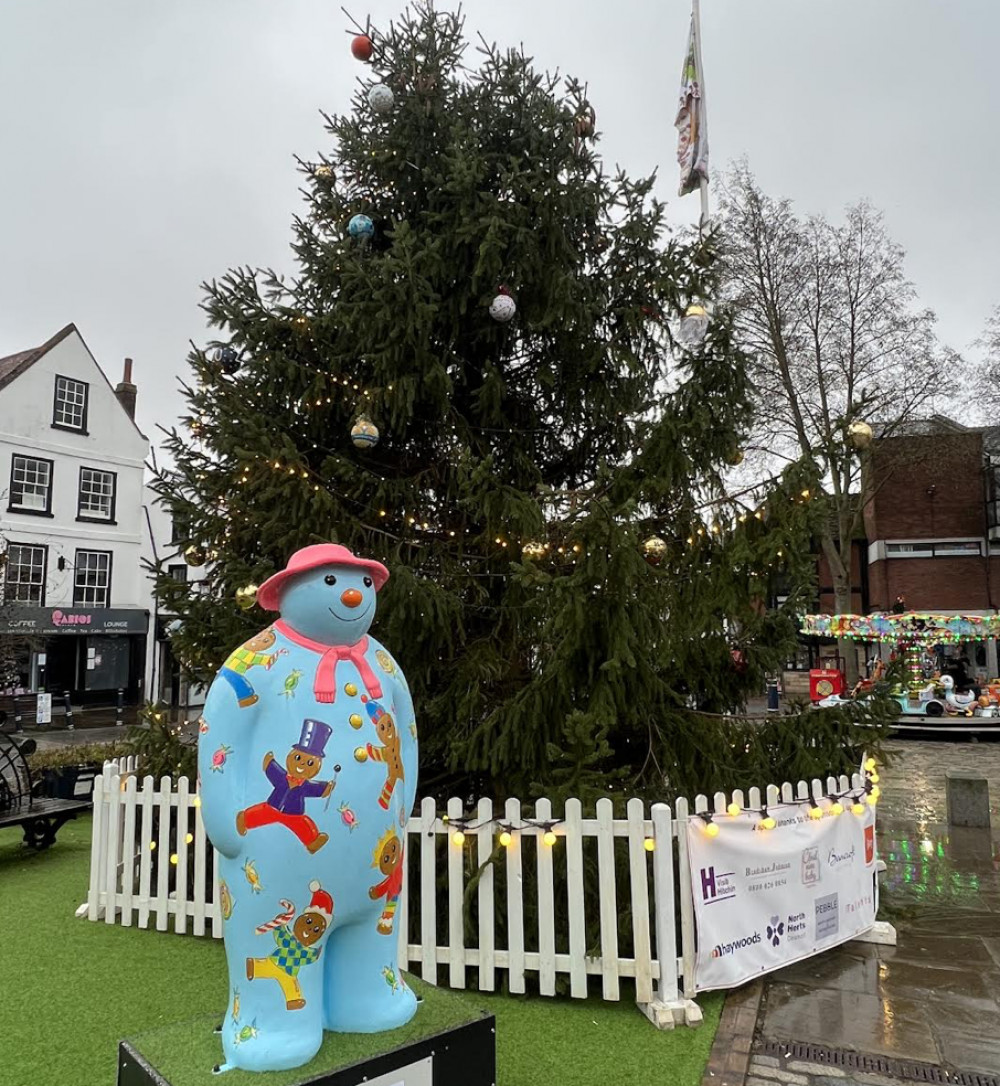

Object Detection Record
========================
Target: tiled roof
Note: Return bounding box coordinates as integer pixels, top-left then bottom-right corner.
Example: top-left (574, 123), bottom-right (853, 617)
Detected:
top-left (0, 324), bottom-right (77, 392)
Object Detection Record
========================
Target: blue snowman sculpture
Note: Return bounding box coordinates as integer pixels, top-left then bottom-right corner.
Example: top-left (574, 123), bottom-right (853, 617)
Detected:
top-left (198, 544), bottom-right (418, 1072)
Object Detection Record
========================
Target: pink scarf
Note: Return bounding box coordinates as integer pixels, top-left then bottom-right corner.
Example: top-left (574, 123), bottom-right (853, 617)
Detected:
top-left (274, 621), bottom-right (383, 704)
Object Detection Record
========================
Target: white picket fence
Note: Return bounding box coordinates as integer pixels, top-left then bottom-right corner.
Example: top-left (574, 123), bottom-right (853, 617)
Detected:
top-left (80, 762), bottom-right (875, 1028)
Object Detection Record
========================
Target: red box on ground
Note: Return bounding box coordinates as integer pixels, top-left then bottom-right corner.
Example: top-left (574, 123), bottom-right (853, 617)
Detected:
top-left (810, 668), bottom-right (844, 701)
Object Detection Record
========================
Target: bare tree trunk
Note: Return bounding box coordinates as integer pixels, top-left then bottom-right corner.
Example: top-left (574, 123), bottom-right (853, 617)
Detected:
top-left (833, 580), bottom-right (860, 687)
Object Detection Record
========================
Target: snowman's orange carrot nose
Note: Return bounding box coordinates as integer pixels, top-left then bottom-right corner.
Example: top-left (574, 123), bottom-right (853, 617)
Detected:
top-left (341, 588), bottom-right (363, 608)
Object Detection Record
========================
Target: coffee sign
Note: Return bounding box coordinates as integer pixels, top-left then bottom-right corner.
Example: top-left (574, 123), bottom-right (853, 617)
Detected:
top-left (1, 607), bottom-right (148, 636)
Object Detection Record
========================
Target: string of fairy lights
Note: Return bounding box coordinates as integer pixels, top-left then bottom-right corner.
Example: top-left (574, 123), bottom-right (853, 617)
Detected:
top-left (142, 756), bottom-right (880, 866)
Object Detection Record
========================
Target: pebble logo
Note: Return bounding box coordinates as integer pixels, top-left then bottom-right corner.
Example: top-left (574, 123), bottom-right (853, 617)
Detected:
top-left (711, 932), bottom-right (761, 958)
top-left (699, 866), bottom-right (737, 905)
top-left (864, 825), bottom-right (875, 865)
top-left (801, 847), bottom-right (821, 886)
top-left (766, 915), bottom-right (784, 948)
top-left (815, 892), bottom-right (839, 939)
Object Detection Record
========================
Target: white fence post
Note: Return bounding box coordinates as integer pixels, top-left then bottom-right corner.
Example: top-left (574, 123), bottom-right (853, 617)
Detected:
top-left (419, 796), bottom-right (438, 984)
top-left (85, 772), bottom-right (107, 921)
top-left (446, 796), bottom-right (464, 989)
top-left (595, 797), bottom-right (620, 1001)
top-left (505, 797), bottom-right (527, 995)
top-left (476, 797), bottom-right (495, 992)
top-left (563, 797), bottom-right (586, 999)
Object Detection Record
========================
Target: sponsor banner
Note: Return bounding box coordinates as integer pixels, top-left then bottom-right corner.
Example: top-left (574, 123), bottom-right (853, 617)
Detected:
top-left (688, 803), bottom-right (877, 991)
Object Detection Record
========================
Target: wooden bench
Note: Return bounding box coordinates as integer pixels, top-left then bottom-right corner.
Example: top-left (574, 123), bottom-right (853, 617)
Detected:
top-left (0, 734), bottom-right (90, 850)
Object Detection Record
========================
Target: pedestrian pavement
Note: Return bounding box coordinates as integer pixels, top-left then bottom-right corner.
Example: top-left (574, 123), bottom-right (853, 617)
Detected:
top-left (749, 737), bottom-right (1000, 1084)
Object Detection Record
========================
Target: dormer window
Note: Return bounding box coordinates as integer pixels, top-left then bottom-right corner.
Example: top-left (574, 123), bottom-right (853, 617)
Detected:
top-left (53, 375), bottom-right (89, 432)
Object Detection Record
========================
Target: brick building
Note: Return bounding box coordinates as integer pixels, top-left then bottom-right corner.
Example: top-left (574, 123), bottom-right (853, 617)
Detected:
top-left (785, 416), bottom-right (1000, 693)
top-left (863, 416), bottom-right (1000, 679)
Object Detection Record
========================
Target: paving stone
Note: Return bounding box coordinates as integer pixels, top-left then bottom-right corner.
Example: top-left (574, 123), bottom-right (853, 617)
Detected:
top-left (849, 1073), bottom-right (913, 1086)
top-left (761, 984), bottom-right (939, 1064)
top-left (744, 1066), bottom-right (808, 1086)
top-left (746, 1078), bottom-right (803, 1086)
top-left (749, 1054), bottom-right (780, 1068)
top-left (785, 1062), bottom-right (846, 1077)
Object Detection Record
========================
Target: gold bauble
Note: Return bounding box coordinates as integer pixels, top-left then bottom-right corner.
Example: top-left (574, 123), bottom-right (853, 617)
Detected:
top-left (726, 447), bottom-right (745, 466)
top-left (314, 164), bottom-right (333, 180)
top-left (351, 414), bottom-right (380, 450)
top-left (847, 420), bottom-right (873, 450)
top-left (643, 536), bottom-right (668, 564)
top-left (235, 584), bottom-right (258, 611)
top-left (184, 544), bottom-right (206, 567)
top-left (521, 541), bottom-right (547, 560)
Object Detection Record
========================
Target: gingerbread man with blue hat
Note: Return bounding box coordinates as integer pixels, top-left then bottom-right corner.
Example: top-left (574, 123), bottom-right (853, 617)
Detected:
top-left (236, 718), bottom-right (341, 854)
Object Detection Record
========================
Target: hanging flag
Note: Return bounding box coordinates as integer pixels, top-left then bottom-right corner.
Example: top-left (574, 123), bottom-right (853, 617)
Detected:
top-left (676, 12), bottom-right (709, 197)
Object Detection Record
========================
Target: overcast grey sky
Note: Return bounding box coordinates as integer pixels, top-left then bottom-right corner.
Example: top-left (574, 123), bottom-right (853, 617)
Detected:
top-left (1, 1), bottom-right (996, 442)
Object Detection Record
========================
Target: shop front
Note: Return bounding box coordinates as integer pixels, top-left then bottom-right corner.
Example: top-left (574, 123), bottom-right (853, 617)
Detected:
top-left (0, 606), bottom-right (149, 706)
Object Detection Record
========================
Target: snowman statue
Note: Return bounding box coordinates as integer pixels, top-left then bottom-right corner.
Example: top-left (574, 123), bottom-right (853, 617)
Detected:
top-left (198, 544), bottom-right (418, 1072)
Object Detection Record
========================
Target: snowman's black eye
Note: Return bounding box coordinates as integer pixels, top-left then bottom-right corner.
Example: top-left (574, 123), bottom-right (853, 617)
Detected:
top-left (324, 574), bottom-right (337, 586)
top-left (363, 576), bottom-right (373, 588)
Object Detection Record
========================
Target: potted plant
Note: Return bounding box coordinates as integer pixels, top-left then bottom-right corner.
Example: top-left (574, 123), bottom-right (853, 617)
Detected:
top-left (27, 741), bottom-right (127, 800)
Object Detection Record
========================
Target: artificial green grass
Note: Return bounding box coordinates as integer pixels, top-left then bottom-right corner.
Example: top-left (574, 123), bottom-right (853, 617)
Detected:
top-left (0, 816), bottom-right (722, 1086)
top-left (127, 980), bottom-right (484, 1086)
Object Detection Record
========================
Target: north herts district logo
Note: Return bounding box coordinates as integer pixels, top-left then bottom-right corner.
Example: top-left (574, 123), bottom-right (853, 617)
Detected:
top-left (699, 866), bottom-right (736, 905)
top-left (711, 932), bottom-right (761, 958)
top-left (801, 847), bottom-right (821, 886)
top-left (766, 915), bottom-right (784, 947)
top-left (864, 825), bottom-right (875, 865)
top-left (815, 892), bottom-right (839, 939)
top-left (786, 911), bottom-right (807, 940)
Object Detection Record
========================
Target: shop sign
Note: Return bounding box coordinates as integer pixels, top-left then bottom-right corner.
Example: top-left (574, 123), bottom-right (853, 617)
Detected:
top-left (0, 607), bottom-right (148, 636)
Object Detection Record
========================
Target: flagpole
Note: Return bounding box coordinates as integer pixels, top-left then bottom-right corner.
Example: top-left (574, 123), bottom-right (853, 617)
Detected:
top-left (692, 0), bottom-right (710, 228)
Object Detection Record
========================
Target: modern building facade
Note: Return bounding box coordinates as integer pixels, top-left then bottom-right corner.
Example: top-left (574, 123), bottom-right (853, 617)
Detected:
top-left (863, 417), bottom-right (1000, 679)
top-left (0, 324), bottom-right (150, 705)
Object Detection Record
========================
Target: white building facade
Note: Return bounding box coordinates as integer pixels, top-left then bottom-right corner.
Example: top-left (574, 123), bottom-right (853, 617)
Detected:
top-left (0, 324), bottom-right (150, 707)
top-left (141, 485), bottom-right (209, 715)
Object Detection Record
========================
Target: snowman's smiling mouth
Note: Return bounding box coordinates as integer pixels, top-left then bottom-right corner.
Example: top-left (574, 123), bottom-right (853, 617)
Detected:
top-left (329, 603), bottom-right (373, 624)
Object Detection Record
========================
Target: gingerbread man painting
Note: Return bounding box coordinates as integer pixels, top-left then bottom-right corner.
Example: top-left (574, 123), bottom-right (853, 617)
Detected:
top-left (358, 697), bottom-right (404, 810)
top-left (236, 719), bottom-right (339, 853)
top-left (368, 827), bottom-right (404, 934)
top-left (220, 628), bottom-right (287, 708)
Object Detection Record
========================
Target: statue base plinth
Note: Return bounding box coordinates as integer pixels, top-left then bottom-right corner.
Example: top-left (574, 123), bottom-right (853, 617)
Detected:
top-left (116, 979), bottom-right (495, 1086)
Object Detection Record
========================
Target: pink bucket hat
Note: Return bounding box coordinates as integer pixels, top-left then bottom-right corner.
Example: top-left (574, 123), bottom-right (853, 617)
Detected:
top-left (257, 544), bottom-right (389, 611)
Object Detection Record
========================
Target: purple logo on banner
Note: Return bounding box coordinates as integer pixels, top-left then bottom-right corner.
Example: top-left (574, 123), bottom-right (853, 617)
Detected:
top-left (700, 866), bottom-right (736, 904)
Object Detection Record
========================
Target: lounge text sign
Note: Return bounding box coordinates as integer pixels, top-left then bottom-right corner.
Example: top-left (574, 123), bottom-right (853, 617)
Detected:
top-left (1, 607), bottom-right (148, 636)
top-left (687, 801), bottom-right (877, 991)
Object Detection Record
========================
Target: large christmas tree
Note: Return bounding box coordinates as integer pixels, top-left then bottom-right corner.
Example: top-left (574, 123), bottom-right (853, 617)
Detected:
top-left (154, 6), bottom-right (865, 802)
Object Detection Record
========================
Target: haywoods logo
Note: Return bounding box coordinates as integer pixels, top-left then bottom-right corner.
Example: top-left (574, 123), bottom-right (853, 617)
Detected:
top-left (711, 932), bottom-right (761, 958)
top-left (827, 845), bottom-right (855, 869)
top-left (699, 866), bottom-right (736, 905)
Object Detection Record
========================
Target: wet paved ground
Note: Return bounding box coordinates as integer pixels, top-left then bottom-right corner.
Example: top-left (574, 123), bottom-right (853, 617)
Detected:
top-left (754, 737), bottom-right (1000, 1083)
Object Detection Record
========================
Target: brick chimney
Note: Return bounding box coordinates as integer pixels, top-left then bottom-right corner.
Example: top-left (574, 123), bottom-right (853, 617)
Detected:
top-left (115, 358), bottom-right (137, 420)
